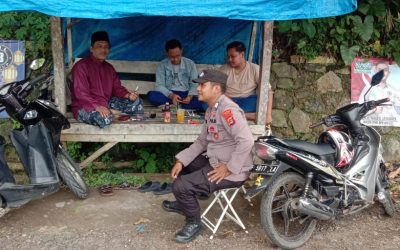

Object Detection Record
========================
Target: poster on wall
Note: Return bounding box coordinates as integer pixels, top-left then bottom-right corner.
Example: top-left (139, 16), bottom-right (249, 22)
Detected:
top-left (351, 57), bottom-right (400, 126)
top-left (0, 40), bottom-right (25, 118)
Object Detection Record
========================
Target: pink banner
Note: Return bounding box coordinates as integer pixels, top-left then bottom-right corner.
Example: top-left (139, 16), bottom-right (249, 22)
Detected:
top-left (351, 57), bottom-right (400, 126)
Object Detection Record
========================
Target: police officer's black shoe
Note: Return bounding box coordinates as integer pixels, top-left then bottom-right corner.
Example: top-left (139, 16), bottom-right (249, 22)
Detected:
top-left (162, 200), bottom-right (183, 215)
top-left (175, 219), bottom-right (202, 243)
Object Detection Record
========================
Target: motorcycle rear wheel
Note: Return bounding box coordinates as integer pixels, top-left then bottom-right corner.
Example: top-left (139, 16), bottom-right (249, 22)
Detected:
top-left (261, 172), bottom-right (316, 249)
top-left (56, 148), bottom-right (89, 199)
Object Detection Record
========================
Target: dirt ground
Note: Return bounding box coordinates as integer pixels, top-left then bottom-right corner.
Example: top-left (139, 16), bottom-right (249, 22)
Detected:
top-left (1, 182), bottom-right (400, 250)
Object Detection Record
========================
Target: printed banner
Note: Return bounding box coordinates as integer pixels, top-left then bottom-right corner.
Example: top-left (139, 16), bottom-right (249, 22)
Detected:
top-left (351, 57), bottom-right (400, 126)
top-left (0, 40), bottom-right (25, 118)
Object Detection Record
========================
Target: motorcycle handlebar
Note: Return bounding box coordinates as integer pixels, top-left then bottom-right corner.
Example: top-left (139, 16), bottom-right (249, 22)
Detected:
top-left (365, 97), bottom-right (391, 111)
top-left (309, 115), bottom-right (342, 129)
top-left (29, 74), bottom-right (48, 87)
top-left (374, 97), bottom-right (390, 106)
top-left (309, 120), bottom-right (324, 129)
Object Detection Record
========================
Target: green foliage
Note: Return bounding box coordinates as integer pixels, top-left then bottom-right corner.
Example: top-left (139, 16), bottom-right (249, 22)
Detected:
top-left (0, 12), bottom-right (51, 60)
top-left (10, 119), bottom-right (22, 130)
top-left (134, 148), bottom-right (157, 173)
top-left (66, 142), bottom-right (86, 162)
top-left (65, 142), bottom-right (186, 174)
top-left (83, 165), bottom-right (146, 188)
top-left (132, 143), bottom-right (185, 173)
top-left (275, 0), bottom-right (400, 65)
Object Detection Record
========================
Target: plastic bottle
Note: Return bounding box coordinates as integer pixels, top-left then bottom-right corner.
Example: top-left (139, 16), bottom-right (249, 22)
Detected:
top-left (163, 102), bottom-right (171, 123)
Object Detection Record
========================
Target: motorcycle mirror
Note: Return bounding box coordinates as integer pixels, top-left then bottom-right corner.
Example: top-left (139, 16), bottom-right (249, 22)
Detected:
top-left (29, 58), bottom-right (46, 71)
top-left (370, 70), bottom-right (384, 87)
top-left (363, 70), bottom-right (385, 102)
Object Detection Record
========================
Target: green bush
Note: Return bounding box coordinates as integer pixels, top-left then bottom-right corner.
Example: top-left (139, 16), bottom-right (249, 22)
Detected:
top-left (0, 11), bottom-right (51, 60)
top-left (275, 0), bottom-right (400, 65)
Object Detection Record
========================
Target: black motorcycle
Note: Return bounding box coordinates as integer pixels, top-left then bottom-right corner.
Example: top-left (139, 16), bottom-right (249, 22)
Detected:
top-left (246, 70), bottom-right (395, 249)
top-left (0, 59), bottom-right (88, 217)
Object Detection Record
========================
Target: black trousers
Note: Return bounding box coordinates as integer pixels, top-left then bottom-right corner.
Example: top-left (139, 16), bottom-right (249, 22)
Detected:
top-left (172, 154), bottom-right (243, 222)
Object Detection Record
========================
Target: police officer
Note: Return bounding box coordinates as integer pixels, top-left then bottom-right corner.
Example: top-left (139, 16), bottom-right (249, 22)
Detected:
top-left (162, 69), bottom-right (254, 243)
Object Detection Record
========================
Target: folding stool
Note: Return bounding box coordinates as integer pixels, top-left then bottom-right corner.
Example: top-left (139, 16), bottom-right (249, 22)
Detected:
top-left (201, 186), bottom-right (251, 239)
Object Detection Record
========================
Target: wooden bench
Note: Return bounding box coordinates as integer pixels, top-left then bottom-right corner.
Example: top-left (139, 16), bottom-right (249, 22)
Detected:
top-left (61, 60), bottom-right (266, 167)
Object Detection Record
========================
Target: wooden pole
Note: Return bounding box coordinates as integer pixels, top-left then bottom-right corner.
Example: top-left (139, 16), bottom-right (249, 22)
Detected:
top-left (50, 16), bottom-right (67, 114)
top-left (248, 21), bottom-right (258, 62)
top-left (256, 21), bottom-right (273, 125)
top-left (66, 18), bottom-right (73, 68)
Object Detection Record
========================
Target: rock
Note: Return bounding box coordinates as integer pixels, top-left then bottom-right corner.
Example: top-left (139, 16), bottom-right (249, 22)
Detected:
top-left (293, 74), bottom-right (307, 89)
top-left (304, 64), bottom-right (327, 73)
top-left (290, 55), bottom-right (305, 64)
top-left (271, 109), bottom-right (288, 128)
top-left (382, 138), bottom-right (400, 161)
top-left (272, 62), bottom-right (298, 79)
top-left (295, 90), bottom-right (310, 100)
top-left (269, 72), bottom-right (278, 90)
top-left (273, 90), bottom-right (294, 111)
top-left (277, 78), bottom-right (294, 90)
top-left (0, 121), bottom-right (12, 143)
top-left (335, 67), bottom-right (350, 75)
top-left (307, 56), bottom-right (337, 65)
top-left (304, 98), bottom-right (325, 114)
top-left (317, 71), bottom-right (342, 93)
top-left (289, 107), bottom-right (311, 133)
top-left (55, 202), bottom-right (66, 208)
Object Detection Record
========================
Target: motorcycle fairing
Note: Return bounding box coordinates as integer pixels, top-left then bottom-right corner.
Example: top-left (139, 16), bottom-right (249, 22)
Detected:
top-left (11, 121), bottom-right (59, 184)
top-left (343, 127), bottom-right (381, 202)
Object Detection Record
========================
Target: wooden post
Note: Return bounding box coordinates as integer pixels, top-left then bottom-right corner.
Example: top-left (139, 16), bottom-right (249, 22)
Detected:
top-left (256, 21), bottom-right (273, 125)
top-left (247, 21), bottom-right (258, 62)
top-left (66, 18), bottom-right (73, 68)
top-left (50, 16), bottom-right (67, 114)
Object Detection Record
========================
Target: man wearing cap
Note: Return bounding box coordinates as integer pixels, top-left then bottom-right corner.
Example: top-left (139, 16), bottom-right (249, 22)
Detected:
top-left (147, 39), bottom-right (202, 110)
top-left (71, 31), bottom-right (144, 128)
top-left (162, 69), bottom-right (254, 243)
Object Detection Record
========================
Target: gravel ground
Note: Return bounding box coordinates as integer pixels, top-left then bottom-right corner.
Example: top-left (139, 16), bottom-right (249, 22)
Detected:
top-left (1, 186), bottom-right (400, 250)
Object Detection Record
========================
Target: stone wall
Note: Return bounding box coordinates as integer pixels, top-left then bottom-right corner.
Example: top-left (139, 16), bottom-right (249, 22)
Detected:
top-left (1, 61), bottom-right (399, 165)
top-left (270, 59), bottom-right (400, 162)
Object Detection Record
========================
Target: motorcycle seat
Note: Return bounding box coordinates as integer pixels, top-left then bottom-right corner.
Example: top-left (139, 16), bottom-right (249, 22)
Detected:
top-left (283, 139), bottom-right (336, 156)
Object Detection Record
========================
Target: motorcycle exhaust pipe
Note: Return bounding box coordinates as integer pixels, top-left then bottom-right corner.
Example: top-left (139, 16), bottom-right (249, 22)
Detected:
top-left (292, 198), bottom-right (336, 220)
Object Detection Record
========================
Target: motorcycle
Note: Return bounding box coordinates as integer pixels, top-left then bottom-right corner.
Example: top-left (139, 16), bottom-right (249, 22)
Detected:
top-left (0, 59), bottom-right (89, 218)
top-left (246, 70), bottom-right (395, 249)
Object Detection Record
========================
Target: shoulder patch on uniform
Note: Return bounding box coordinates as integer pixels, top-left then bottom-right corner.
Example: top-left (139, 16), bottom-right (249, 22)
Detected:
top-left (222, 109), bottom-right (236, 127)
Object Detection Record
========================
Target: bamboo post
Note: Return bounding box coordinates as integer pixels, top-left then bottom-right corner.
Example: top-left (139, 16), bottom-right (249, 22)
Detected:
top-left (256, 21), bottom-right (273, 125)
top-left (248, 21), bottom-right (258, 62)
top-left (66, 18), bottom-right (73, 68)
top-left (50, 16), bottom-right (67, 114)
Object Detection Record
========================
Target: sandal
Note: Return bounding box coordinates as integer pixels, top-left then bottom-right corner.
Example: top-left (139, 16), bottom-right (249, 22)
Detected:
top-left (98, 184), bottom-right (114, 196)
top-left (153, 182), bottom-right (172, 195)
top-left (114, 182), bottom-right (133, 190)
top-left (138, 181), bottom-right (161, 193)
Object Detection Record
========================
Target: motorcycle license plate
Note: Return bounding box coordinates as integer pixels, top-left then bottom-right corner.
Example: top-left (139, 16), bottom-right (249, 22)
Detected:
top-left (252, 164), bottom-right (278, 175)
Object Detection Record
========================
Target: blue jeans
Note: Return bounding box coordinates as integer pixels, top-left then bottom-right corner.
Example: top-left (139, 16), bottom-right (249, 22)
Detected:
top-left (147, 90), bottom-right (203, 110)
top-left (77, 97), bottom-right (144, 128)
top-left (202, 95), bottom-right (257, 112)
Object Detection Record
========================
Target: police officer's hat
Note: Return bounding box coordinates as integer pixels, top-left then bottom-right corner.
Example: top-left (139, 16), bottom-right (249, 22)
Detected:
top-left (193, 69), bottom-right (227, 87)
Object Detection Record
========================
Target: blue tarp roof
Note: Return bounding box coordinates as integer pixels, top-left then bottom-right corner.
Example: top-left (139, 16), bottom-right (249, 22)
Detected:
top-left (0, 0), bottom-right (357, 21)
top-left (71, 17), bottom-right (263, 65)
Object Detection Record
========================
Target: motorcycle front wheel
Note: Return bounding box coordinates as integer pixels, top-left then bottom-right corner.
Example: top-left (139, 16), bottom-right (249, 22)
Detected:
top-left (379, 162), bottom-right (395, 217)
top-left (260, 172), bottom-right (316, 249)
top-left (56, 148), bottom-right (89, 199)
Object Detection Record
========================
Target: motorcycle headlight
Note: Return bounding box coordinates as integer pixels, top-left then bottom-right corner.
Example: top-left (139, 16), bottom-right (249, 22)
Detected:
top-left (24, 110), bottom-right (38, 120)
top-left (253, 143), bottom-right (278, 160)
